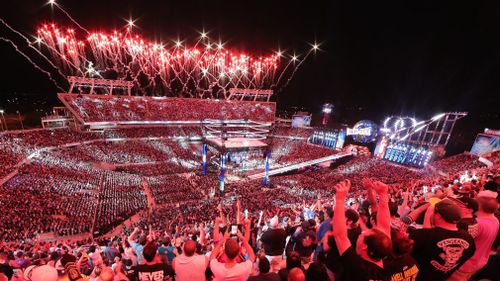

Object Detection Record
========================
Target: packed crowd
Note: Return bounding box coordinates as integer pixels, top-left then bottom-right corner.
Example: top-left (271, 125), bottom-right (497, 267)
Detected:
top-left (0, 126), bottom-right (499, 280)
top-left (61, 94), bottom-right (276, 123)
top-left (0, 129), bottom-right (102, 178)
top-left (0, 160), bottom-right (498, 281)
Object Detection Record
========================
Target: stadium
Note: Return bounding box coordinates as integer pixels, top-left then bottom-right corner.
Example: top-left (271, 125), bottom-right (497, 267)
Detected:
top-left (0, 1), bottom-right (499, 281)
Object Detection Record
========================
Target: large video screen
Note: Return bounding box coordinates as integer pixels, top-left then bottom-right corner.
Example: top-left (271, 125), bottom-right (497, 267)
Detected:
top-left (470, 134), bottom-right (500, 156)
top-left (291, 115), bottom-right (311, 128)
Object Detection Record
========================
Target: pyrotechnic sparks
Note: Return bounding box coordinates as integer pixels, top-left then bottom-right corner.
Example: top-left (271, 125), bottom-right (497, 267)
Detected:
top-left (35, 23), bottom-right (295, 97)
top-left (0, 18), bottom-right (67, 79)
top-left (0, 1), bottom-right (318, 97)
top-left (0, 37), bottom-right (65, 91)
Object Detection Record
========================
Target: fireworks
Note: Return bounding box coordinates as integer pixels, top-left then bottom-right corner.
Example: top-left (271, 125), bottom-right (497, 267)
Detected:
top-left (0, 1), bottom-right (318, 98)
top-left (35, 23), bottom-right (306, 98)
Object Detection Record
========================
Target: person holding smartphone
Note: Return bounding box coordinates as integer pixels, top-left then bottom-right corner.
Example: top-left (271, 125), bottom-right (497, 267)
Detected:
top-left (210, 229), bottom-right (255, 281)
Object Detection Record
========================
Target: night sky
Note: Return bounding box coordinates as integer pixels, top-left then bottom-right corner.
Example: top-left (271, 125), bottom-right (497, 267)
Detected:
top-left (0, 0), bottom-right (499, 133)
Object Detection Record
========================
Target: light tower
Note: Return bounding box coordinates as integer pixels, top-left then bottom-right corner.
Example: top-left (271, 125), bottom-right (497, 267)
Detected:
top-left (322, 103), bottom-right (333, 126)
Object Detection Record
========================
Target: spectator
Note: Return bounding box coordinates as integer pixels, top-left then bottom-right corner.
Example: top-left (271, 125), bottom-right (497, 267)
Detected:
top-left (128, 228), bottom-right (147, 264)
top-left (172, 240), bottom-right (208, 281)
top-left (322, 209), bottom-right (362, 277)
top-left (278, 252), bottom-right (304, 281)
top-left (289, 221), bottom-right (317, 266)
top-left (304, 261), bottom-right (328, 281)
top-left (410, 199), bottom-right (476, 281)
top-left (287, 268), bottom-right (305, 281)
top-left (454, 196), bottom-right (479, 237)
top-left (103, 240), bottom-right (121, 264)
top-left (331, 179), bottom-right (393, 281)
top-left (313, 206), bottom-right (333, 261)
top-left (385, 230), bottom-right (419, 281)
top-left (158, 237), bottom-right (176, 265)
top-left (133, 242), bottom-right (173, 281)
top-left (209, 230), bottom-right (255, 281)
top-left (249, 256), bottom-right (280, 281)
top-left (449, 190), bottom-right (499, 280)
top-left (260, 215), bottom-right (287, 269)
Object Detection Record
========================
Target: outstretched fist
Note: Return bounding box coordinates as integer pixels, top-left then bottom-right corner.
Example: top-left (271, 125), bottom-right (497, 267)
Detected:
top-left (334, 179), bottom-right (351, 199)
top-left (372, 180), bottom-right (389, 195)
top-left (362, 178), bottom-right (374, 189)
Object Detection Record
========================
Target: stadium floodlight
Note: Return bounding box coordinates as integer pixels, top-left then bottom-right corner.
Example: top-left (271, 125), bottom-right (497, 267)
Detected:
top-left (322, 103), bottom-right (333, 114)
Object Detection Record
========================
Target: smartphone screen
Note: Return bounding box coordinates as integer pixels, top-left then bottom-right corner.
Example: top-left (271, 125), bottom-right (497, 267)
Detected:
top-left (230, 225), bottom-right (238, 235)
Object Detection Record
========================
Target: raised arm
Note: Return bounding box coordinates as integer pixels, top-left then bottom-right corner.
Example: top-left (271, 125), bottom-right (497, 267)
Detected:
top-left (210, 229), bottom-right (229, 260)
top-left (372, 180), bottom-right (391, 237)
top-left (398, 190), bottom-right (410, 217)
top-left (423, 205), bottom-right (434, 229)
top-left (402, 203), bottom-right (430, 225)
top-left (316, 193), bottom-right (323, 211)
top-left (236, 199), bottom-right (241, 225)
top-left (237, 230), bottom-right (255, 262)
top-left (243, 218), bottom-right (251, 243)
top-left (218, 203), bottom-right (227, 225)
top-left (199, 223), bottom-right (206, 246)
top-left (213, 217), bottom-right (222, 243)
top-left (332, 179), bottom-right (351, 256)
top-left (128, 227), bottom-right (141, 244)
top-left (363, 178), bottom-right (378, 212)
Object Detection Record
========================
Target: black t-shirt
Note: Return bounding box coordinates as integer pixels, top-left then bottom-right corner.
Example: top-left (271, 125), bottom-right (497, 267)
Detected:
top-left (292, 230), bottom-right (317, 257)
top-left (338, 246), bottom-right (390, 281)
top-left (325, 226), bottom-right (361, 273)
top-left (385, 254), bottom-right (419, 281)
top-left (133, 263), bottom-right (174, 281)
top-left (409, 227), bottom-right (476, 281)
top-left (260, 228), bottom-right (287, 256)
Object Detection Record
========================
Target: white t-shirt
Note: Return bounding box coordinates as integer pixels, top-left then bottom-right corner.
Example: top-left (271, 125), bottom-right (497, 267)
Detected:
top-left (460, 216), bottom-right (499, 273)
top-left (210, 259), bottom-right (253, 281)
top-left (174, 254), bottom-right (207, 281)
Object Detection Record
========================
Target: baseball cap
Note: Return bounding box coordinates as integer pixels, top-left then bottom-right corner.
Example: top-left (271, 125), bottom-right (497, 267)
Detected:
top-left (477, 190), bottom-right (498, 199)
top-left (435, 199), bottom-right (462, 224)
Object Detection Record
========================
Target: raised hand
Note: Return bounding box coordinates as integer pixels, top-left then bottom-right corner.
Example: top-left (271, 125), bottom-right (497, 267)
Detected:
top-left (334, 179), bottom-right (351, 199)
top-left (362, 178), bottom-right (374, 189)
top-left (372, 180), bottom-right (389, 195)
